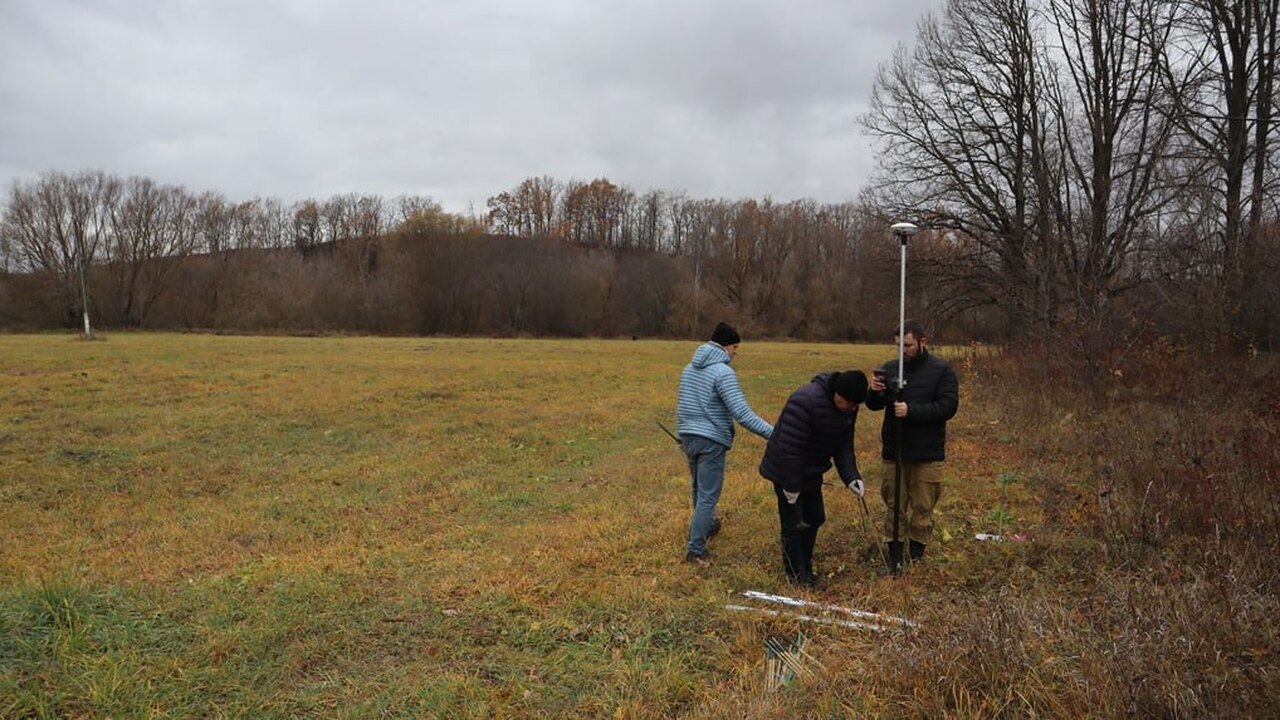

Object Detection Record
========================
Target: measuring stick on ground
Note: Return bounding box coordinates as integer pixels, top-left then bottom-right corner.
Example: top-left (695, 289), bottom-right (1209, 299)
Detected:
top-left (741, 590), bottom-right (918, 629)
top-left (724, 604), bottom-right (896, 633)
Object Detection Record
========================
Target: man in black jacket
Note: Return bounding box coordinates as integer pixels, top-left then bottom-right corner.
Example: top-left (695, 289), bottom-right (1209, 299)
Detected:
top-left (759, 371), bottom-right (868, 587)
top-left (867, 320), bottom-right (959, 568)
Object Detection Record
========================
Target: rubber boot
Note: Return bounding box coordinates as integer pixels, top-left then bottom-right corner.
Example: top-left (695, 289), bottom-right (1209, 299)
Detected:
top-left (886, 541), bottom-right (904, 575)
top-left (802, 527), bottom-right (819, 580)
top-left (909, 540), bottom-right (926, 562)
top-left (782, 536), bottom-right (805, 582)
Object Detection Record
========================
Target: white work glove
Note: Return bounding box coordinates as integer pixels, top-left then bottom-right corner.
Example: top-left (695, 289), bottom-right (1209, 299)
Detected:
top-left (847, 477), bottom-right (865, 498)
top-left (783, 490), bottom-right (800, 505)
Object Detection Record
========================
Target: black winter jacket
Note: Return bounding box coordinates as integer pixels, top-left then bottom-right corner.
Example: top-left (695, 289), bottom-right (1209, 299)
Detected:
top-left (865, 349), bottom-right (959, 462)
top-left (758, 373), bottom-right (861, 493)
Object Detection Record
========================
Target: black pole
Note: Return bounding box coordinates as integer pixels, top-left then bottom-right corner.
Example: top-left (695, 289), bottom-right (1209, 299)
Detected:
top-left (890, 403), bottom-right (904, 574)
top-left (656, 421), bottom-right (681, 446)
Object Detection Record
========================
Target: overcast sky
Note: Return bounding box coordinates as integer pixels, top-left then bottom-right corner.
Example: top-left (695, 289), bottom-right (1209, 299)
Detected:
top-left (1, 0), bottom-right (942, 214)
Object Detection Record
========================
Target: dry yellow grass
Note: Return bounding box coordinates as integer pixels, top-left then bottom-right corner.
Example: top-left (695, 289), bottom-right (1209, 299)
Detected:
top-left (0, 331), bottom-right (1148, 718)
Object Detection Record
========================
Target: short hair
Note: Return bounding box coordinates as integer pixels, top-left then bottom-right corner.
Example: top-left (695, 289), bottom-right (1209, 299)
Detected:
top-left (898, 319), bottom-right (927, 340)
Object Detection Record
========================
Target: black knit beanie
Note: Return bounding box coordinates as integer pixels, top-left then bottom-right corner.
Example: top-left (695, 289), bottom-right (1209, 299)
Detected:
top-left (710, 321), bottom-right (741, 347)
top-left (831, 370), bottom-right (868, 403)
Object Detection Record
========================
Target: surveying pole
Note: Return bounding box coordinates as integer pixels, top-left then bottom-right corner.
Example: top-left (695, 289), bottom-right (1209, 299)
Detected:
top-left (887, 221), bottom-right (917, 574)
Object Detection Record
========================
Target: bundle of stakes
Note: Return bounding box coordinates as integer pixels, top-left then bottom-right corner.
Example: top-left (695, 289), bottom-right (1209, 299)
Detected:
top-left (764, 632), bottom-right (823, 692)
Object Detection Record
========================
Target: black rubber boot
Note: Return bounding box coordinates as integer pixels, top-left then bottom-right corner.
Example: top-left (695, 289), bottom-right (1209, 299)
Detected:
top-left (782, 536), bottom-right (805, 581)
top-left (801, 527), bottom-right (818, 580)
top-left (909, 540), bottom-right (926, 561)
top-left (886, 541), bottom-right (904, 575)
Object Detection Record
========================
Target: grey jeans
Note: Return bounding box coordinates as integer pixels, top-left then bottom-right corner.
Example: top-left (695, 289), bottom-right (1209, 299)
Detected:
top-left (681, 434), bottom-right (728, 556)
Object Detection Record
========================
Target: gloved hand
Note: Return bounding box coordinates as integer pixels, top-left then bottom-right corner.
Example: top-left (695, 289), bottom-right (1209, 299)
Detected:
top-left (847, 477), bottom-right (865, 498)
top-left (783, 490), bottom-right (800, 505)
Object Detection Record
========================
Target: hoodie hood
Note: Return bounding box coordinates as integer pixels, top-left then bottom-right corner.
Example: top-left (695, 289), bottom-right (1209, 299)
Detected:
top-left (690, 342), bottom-right (730, 369)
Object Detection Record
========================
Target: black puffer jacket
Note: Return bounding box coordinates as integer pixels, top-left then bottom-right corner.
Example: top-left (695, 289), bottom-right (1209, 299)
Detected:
top-left (758, 373), bottom-right (861, 493)
top-left (866, 349), bottom-right (959, 462)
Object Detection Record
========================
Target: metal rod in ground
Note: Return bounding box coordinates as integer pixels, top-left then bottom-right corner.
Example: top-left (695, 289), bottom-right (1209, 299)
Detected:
top-left (741, 590), bottom-right (919, 628)
top-left (860, 495), bottom-right (888, 568)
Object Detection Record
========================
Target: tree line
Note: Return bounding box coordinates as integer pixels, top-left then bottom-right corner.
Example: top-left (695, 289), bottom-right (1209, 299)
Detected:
top-left (0, 170), bottom-right (924, 340)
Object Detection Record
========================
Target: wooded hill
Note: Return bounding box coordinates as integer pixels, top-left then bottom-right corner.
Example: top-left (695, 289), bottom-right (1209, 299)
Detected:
top-left (4, 170), bottom-right (1277, 347)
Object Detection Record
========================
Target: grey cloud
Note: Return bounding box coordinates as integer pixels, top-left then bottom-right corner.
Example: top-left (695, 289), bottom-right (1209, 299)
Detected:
top-left (1, 0), bottom-right (943, 211)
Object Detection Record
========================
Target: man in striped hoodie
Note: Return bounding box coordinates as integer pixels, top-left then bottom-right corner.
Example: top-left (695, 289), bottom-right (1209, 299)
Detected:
top-left (676, 322), bottom-right (774, 564)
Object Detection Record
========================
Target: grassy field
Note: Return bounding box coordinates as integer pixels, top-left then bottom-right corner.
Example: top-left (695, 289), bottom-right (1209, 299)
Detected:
top-left (5, 332), bottom-right (1264, 718)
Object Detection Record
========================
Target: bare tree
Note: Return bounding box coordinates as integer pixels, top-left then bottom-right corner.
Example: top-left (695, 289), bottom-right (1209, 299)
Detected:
top-left (863, 0), bottom-right (1062, 333)
top-left (192, 191), bottom-right (232, 254)
top-left (0, 171), bottom-right (117, 330)
top-left (863, 0), bottom-right (1180, 335)
top-left (696, 198), bottom-right (797, 330)
top-left (1045, 0), bottom-right (1176, 319)
top-left (522, 176), bottom-right (560, 238)
top-left (635, 189), bottom-right (669, 252)
top-left (666, 192), bottom-right (694, 255)
top-left (322, 193), bottom-right (355, 244)
top-left (106, 177), bottom-right (199, 326)
top-left (352, 194), bottom-right (387, 239)
top-left (1160, 0), bottom-right (1280, 345)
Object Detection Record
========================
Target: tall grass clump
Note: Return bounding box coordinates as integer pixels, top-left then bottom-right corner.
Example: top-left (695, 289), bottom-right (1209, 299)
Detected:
top-left (987, 322), bottom-right (1280, 563)
top-left (866, 320), bottom-right (1280, 717)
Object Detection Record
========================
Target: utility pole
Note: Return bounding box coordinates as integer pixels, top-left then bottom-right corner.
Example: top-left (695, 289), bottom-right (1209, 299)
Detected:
top-left (76, 231), bottom-right (93, 339)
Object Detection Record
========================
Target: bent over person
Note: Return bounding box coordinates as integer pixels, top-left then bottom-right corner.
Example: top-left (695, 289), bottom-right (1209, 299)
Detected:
top-left (866, 320), bottom-right (959, 570)
top-left (758, 371), bottom-right (867, 587)
top-left (676, 322), bottom-right (773, 565)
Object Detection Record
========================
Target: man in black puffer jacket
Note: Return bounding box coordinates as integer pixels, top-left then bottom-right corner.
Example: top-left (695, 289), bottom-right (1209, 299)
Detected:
top-left (759, 371), bottom-right (868, 587)
top-left (866, 319), bottom-right (959, 569)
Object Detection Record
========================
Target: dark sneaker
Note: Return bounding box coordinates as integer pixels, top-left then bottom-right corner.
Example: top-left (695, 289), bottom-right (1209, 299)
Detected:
top-left (684, 551), bottom-right (712, 566)
top-left (707, 518), bottom-right (722, 539)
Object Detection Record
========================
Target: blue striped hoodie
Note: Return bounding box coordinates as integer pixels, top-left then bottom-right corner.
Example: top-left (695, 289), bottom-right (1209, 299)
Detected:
top-left (676, 342), bottom-right (774, 447)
